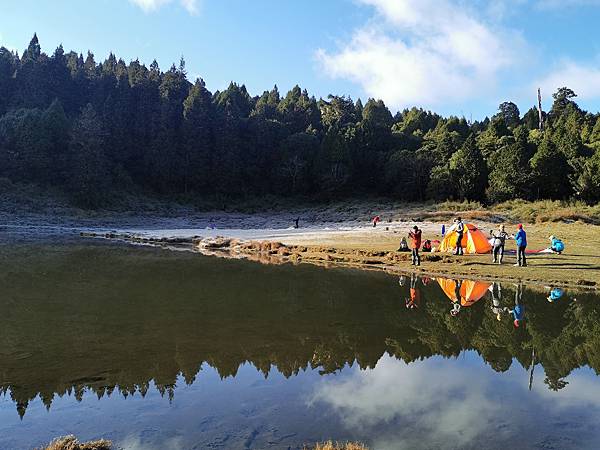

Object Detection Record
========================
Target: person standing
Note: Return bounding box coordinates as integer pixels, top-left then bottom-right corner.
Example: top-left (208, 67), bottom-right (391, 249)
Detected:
top-left (408, 225), bottom-right (422, 266)
top-left (514, 224), bottom-right (527, 267)
top-left (454, 217), bottom-right (465, 256)
top-left (490, 224), bottom-right (509, 264)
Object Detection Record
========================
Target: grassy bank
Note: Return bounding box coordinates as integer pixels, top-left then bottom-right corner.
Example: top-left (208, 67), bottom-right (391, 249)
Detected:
top-left (276, 221), bottom-right (600, 288)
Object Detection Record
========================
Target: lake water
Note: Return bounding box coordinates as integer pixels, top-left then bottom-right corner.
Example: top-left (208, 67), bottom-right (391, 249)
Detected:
top-left (2, 239), bottom-right (600, 449)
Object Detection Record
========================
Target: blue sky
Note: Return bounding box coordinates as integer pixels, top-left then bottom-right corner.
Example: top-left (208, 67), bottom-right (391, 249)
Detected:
top-left (2, 0), bottom-right (600, 119)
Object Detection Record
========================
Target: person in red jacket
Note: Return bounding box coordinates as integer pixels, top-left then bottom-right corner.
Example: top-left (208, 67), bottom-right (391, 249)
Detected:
top-left (408, 225), bottom-right (422, 266)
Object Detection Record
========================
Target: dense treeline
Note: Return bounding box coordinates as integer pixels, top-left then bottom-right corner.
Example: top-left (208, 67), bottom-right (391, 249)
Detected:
top-left (2, 35), bottom-right (600, 207)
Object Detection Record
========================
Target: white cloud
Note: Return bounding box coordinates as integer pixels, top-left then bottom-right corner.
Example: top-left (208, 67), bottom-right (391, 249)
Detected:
top-left (129, 0), bottom-right (200, 15)
top-left (316, 0), bottom-right (526, 109)
top-left (180, 0), bottom-right (200, 14)
top-left (310, 355), bottom-right (500, 448)
top-left (538, 60), bottom-right (600, 99)
top-left (310, 354), bottom-right (600, 449)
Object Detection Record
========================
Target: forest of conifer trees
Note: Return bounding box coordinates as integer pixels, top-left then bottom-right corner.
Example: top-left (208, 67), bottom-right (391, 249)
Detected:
top-left (2, 35), bottom-right (600, 208)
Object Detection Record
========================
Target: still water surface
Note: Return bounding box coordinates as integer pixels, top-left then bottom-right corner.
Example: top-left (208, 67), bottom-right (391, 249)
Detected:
top-left (1, 240), bottom-right (600, 449)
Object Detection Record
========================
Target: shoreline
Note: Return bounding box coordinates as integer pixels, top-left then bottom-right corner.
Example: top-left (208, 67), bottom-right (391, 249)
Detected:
top-left (79, 219), bottom-right (600, 290)
top-left (4, 201), bottom-right (600, 290)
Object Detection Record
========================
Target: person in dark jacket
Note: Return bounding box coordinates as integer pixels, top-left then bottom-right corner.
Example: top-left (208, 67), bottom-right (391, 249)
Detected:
top-left (514, 224), bottom-right (527, 267)
top-left (454, 218), bottom-right (465, 255)
top-left (397, 237), bottom-right (409, 252)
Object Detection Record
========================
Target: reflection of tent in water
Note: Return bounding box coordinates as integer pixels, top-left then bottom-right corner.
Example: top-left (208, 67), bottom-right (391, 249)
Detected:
top-left (438, 223), bottom-right (492, 254)
top-left (437, 278), bottom-right (492, 307)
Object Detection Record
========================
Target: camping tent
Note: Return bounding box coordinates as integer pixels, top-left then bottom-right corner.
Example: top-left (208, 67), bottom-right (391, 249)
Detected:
top-left (437, 278), bottom-right (491, 307)
top-left (438, 222), bottom-right (492, 254)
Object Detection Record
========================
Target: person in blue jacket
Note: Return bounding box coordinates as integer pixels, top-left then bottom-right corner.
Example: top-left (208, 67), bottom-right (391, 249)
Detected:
top-left (514, 224), bottom-right (527, 267)
top-left (549, 235), bottom-right (565, 254)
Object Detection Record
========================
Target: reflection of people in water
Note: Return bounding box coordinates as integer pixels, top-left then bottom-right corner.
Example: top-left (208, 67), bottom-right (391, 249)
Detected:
top-left (398, 275), bottom-right (406, 287)
top-left (406, 273), bottom-right (421, 309)
top-left (490, 282), bottom-right (508, 321)
top-left (510, 284), bottom-right (525, 327)
top-left (450, 279), bottom-right (463, 316)
top-left (547, 287), bottom-right (564, 303)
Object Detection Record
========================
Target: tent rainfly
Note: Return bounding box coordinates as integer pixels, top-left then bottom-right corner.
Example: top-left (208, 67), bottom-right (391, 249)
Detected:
top-left (438, 223), bottom-right (492, 254)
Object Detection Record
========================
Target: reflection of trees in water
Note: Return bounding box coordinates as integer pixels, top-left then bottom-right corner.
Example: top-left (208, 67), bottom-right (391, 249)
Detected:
top-left (0, 245), bottom-right (598, 416)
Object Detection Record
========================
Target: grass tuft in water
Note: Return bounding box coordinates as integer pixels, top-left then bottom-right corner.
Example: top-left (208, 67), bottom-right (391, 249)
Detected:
top-left (38, 435), bottom-right (112, 450)
top-left (306, 441), bottom-right (369, 450)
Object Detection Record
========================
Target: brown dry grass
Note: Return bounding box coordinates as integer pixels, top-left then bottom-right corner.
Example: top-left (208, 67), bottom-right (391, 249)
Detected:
top-left (306, 441), bottom-right (369, 450)
top-left (39, 435), bottom-right (112, 450)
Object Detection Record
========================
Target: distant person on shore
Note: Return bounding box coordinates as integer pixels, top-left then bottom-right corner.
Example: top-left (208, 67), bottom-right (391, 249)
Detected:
top-left (549, 235), bottom-right (565, 254)
top-left (408, 225), bottom-right (422, 266)
top-left (510, 284), bottom-right (525, 327)
top-left (514, 224), bottom-right (527, 267)
top-left (397, 237), bottom-right (409, 252)
top-left (490, 224), bottom-right (509, 264)
top-left (372, 215), bottom-right (381, 227)
top-left (422, 239), bottom-right (432, 252)
top-left (454, 217), bottom-right (465, 256)
top-left (294, 217), bottom-right (299, 229)
top-left (441, 224), bottom-right (446, 237)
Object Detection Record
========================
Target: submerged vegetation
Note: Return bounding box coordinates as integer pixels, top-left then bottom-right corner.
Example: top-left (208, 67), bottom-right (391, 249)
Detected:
top-left (38, 435), bottom-right (112, 450)
top-left (307, 442), bottom-right (369, 450)
top-left (2, 36), bottom-right (600, 208)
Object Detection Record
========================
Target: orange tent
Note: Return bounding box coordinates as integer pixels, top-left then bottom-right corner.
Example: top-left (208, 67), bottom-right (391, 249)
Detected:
top-left (437, 278), bottom-right (491, 307)
top-left (438, 223), bottom-right (492, 254)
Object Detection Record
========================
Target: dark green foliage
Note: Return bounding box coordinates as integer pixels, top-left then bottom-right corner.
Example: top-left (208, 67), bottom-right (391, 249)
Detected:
top-left (67, 104), bottom-right (109, 207)
top-left (575, 149), bottom-right (600, 203)
top-left (487, 126), bottom-right (533, 202)
top-left (2, 35), bottom-right (600, 207)
top-left (449, 134), bottom-right (488, 201)
top-left (496, 101), bottom-right (520, 128)
top-left (530, 135), bottom-right (571, 199)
